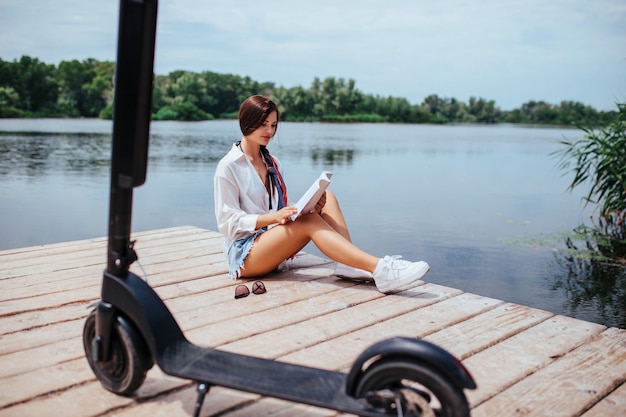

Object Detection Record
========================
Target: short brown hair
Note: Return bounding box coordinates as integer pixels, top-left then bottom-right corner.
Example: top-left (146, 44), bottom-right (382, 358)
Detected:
top-left (238, 95), bottom-right (280, 136)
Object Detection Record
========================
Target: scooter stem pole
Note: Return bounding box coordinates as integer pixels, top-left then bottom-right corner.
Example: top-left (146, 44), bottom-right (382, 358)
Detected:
top-left (106, 0), bottom-right (158, 275)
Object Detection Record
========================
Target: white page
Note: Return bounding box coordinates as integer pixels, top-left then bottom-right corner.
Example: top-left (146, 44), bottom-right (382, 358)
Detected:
top-left (289, 171), bottom-right (333, 221)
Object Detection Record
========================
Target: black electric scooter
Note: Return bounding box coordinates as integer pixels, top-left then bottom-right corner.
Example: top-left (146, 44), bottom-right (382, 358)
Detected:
top-left (82, 1), bottom-right (476, 416)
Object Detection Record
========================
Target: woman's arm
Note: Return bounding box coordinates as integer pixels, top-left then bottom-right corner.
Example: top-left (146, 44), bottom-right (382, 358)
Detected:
top-left (214, 168), bottom-right (258, 239)
top-left (256, 207), bottom-right (298, 229)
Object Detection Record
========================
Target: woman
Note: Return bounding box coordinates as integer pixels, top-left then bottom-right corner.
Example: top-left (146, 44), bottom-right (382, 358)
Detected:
top-left (214, 95), bottom-right (429, 293)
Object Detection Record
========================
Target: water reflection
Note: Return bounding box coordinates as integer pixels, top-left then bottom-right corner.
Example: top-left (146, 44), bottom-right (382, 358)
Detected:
top-left (549, 252), bottom-right (626, 328)
top-left (149, 133), bottom-right (231, 167)
top-left (0, 130), bottom-right (235, 177)
top-left (309, 147), bottom-right (355, 167)
top-left (0, 128), bottom-right (355, 178)
top-left (0, 131), bottom-right (111, 177)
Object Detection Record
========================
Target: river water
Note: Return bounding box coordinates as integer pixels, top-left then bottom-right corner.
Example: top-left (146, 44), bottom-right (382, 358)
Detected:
top-left (1, 119), bottom-right (624, 328)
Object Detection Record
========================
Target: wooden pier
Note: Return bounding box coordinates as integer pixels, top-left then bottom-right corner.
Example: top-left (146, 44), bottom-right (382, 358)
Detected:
top-left (1, 226), bottom-right (624, 416)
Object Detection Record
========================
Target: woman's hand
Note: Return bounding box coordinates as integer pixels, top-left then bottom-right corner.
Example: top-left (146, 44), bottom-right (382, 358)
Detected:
top-left (256, 206), bottom-right (298, 229)
top-left (314, 191), bottom-right (326, 214)
top-left (276, 206), bottom-right (298, 224)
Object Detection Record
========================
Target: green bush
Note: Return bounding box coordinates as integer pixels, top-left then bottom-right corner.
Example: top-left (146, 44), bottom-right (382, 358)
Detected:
top-left (321, 113), bottom-right (387, 123)
top-left (555, 102), bottom-right (626, 260)
top-left (218, 111), bottom-right (239, 120)
top-left (153, 103), bottom-right (213, 121)
top-left (99, 104), bottom-right (113, 119)
top-left (0, 106), bottom-right (24, 118)
top-left (153, 106), bottom-right (179, 120)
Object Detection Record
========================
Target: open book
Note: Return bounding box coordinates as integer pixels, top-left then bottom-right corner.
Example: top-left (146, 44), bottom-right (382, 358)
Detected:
top-left (289, 171), bottom-right (333, 221)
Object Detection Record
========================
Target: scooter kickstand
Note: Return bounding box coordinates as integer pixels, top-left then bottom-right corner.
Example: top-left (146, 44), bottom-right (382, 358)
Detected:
top-left (193, 382), bottom-right (210, 417)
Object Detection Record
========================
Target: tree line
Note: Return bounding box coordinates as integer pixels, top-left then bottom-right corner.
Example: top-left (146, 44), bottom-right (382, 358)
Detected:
top-left (0, 55), bottom-right (617, 125)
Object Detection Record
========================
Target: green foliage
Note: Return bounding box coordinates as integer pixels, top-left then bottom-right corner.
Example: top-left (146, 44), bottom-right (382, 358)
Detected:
top-left (0, 56), bottom-right (58, 116)
top-left (321, 114), bottom-right (387, 123)
top-left (0, 55), bottom-right (618, 125)
top-left (0, 86), bottom-right (23, 117)
top-left (554, 102), bottom-right (626, 260)
top-left (61, 58), bottom-right (114, 117)
top-left (153, 107), bottom-right (179, 120)
top-left (219, 111), bottom-right (239, 120)
top-left (99, 104), bottom-right (113, 120)
top-left (153, 102), bottom-right (213, 121)
top-left (567, 225), bottom-right (626, 262)
top-left (504, 100), bottom-right (606, 126)
top-left (151, 70), bottom-right (273, 121)
top-left (57, 59), bottom-right (96, 116)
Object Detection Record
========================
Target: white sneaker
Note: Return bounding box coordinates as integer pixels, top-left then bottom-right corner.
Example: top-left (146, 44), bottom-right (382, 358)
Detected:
top-left (333, 263), bottom-right (373, 280)
top-left (275, 260), bottom-right (290, 272)
top-left (373, 255), bottom-right (430, 293)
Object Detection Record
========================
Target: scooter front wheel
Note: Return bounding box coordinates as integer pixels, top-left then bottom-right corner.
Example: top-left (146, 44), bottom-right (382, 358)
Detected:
top-left (355, 359), bottom-right (470, 417)
top-left (82, 310), bottom-right (151, 396)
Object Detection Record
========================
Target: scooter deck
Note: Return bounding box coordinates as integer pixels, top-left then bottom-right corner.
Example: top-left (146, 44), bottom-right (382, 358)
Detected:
top-left (159, 340), bottom-right (390, 416)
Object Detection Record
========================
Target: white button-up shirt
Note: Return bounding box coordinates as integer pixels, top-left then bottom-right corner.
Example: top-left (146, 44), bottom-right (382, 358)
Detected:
top-left (214, 144), bottom-right (286, 253)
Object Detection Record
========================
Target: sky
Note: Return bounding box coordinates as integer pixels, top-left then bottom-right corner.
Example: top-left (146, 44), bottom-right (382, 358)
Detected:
top-left (1, 0), bottom-right (625, 111)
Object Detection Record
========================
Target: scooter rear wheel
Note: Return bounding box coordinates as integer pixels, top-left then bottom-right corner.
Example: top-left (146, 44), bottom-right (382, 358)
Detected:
top-left (355, 359), bottom-right (470, 417)
top-left (83, 310), bottom-right (150, 396)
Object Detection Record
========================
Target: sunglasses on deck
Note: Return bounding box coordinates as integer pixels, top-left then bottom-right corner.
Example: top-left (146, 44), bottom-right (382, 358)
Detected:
top-left (234, 281), bottom-right (267, 299)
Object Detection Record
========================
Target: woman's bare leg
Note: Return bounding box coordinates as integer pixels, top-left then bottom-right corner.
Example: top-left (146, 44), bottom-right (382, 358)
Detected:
top-left (320, 190), bottom-right (351, 241)
top-left (239, 212), bottom-right (378, 277)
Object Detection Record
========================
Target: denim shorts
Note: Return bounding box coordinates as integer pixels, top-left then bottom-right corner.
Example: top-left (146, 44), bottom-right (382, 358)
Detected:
top-left (227, 229), bottom-right (266, 279)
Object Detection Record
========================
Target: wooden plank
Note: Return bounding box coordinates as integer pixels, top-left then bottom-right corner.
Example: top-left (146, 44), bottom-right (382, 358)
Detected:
top-left (180, 278), bottom-right (383, 344)
top-left (0, 228), bottom-right (222, 278)
top-left (0, 335), bottom-right (83, 379)
top-left (216, 283), bottom-right (462, 358)
top-left (0, 358), bottom-right (97, 410)
top-left (0, 377), bottom-right (186, 417)
top-left (0, 236), bottom-right (323, 308)
top-left (97, 385), bottom-right (265, 417)
top-left (213, 397), bottom-right (335, 417)
top-left (0, 254), bottom-right (241, 336)
top-left (0, 226), bottom-right (203, 269)
top-left (0, 244), bottom-right (224, 303)
top-left (424, 302), bottom-right (555, 360)
top-left (472, 327), bottom-right (626, 417)
top-left (0, 271), bottom-right (236, 352)
top-left (0, 253), bottom-right (104, 282)
top-left (0, 229), bottom-right (223, 304)
top-left (0, 318), bottom-right (80, 356)
top-left (582, 381), bottom-right (626, 417)
top-left (0, 259), bottom-right (228, 317)
top-left (276, 292), bottom-right (504, 370)
top-left (0, 225), bottom-right (196, 259)
top-left (464, 315), bottom-right (606, 408)
top-left (0, 235), bottom-right (107, 258)
top-left (0, 303), bottom-right (88, 337)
